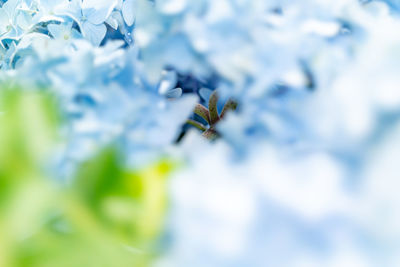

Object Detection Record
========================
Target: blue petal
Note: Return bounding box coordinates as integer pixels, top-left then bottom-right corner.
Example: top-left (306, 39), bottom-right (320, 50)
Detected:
top-left (122, 0), bottom-right (136, 26)
top-left (81, 22), bottom-right (107, 46)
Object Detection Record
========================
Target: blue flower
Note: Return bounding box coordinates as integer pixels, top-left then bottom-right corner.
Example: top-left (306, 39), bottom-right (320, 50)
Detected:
top-left (47, 21), bottom-right (81, 42)
top-left (56, 0), bottom-right (118, 46)
top-left (33, 0), bottom-right (66, 23)
top-left (121, 0), bottom-right (136, 26)
top-left (0, 0), bottom-right (25, 39)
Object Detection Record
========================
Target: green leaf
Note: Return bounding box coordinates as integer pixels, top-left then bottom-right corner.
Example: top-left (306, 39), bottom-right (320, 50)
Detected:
top-left (186, 119), bottom-right (207, 132)
top-left (0, 87), bottom-right (60, 178)
top-left (194, 103), bottom-right (210, 124)
top-left (208, 91), bottom-right (219, 125)
top-left (73, 147), bottom-right (173, 253)
top-left (0, 86), bottom-right (175, 267)
top-left (220, 99), bottom-right (238, 119)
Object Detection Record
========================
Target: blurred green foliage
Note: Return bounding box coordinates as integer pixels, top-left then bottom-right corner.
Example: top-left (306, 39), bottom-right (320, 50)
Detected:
top-left (0, 87), bottom-right (173, 267)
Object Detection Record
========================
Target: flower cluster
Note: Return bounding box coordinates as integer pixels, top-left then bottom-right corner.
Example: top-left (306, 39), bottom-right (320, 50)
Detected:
top-left (1, 0), bottom-right (400, 266)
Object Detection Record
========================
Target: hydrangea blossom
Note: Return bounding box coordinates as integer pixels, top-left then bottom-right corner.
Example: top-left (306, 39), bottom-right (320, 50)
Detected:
top-left (1, 0), bottom-right (400, 266)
